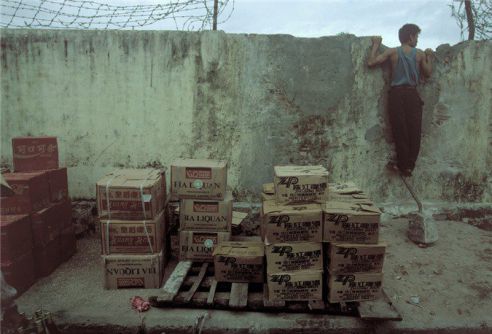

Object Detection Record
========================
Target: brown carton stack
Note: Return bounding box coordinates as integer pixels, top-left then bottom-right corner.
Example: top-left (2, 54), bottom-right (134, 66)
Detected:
top-left (0, 137), bottom-right (74, 295)
top-left (96, 169), bottom-right (166, 289)
top-left (323, 182), bottom-right (386, 303)
top-left (170, 159), bottom-right (231, 263)
top-left (263, 165), bottom-right (328, 301)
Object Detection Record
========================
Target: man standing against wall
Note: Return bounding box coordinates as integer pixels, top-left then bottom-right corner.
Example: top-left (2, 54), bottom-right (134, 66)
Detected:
top-left (367, 23), bottom-right (434, 177)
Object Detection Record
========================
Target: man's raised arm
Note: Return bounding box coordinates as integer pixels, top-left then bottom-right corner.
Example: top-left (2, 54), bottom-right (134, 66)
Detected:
top-left (420, 48), bottom-right (434, 77)
top-left (367, 36), bottom-right (392, 67)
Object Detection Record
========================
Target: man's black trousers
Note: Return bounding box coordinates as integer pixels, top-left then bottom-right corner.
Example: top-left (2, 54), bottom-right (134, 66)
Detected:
top-left (388, 86), bottom-right (423, 172)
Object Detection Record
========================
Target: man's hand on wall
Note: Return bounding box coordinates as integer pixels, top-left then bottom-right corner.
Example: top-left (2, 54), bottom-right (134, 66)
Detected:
top-left (372, 36), bottom-right (382, 47)
top-left (425, 48), bottom-right (434, 59)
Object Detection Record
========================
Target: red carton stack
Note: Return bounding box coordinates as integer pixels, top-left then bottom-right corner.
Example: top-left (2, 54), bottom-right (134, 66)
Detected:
top-left (0, 137), bottom-right (75, 295)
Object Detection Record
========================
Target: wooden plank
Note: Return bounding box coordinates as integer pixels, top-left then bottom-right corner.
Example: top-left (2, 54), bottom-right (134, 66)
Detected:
top-left (262, 283), bottom-right (285, 308)
top-left (157, 260), bottom-right (193, 302)
top-left (358, 290), bottom-right (402, 321)
top-left (175, 291), bottom-right (230, 306)
top-left (206, 279), bottom-right (218, 305)
top-left (229, 283), bottom-right (249, 308)
top-left (184, 263), bottom-right (209, 303)
top-left (184, 276), bottom-right (215, 289)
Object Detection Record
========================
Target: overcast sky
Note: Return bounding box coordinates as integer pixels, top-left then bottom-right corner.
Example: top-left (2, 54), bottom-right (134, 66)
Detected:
top-left (218, 0), bottom-right (463, 50)
top-left (1, 0), bottom-right (465, 49)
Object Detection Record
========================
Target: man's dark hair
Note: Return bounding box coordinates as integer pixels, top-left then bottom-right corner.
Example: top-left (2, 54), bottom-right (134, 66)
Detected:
top-left (399, 24), bottom-right (421, 43)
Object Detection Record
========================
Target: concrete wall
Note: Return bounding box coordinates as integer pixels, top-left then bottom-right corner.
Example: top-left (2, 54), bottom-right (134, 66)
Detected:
top-left (1, 29), bottom-right (491, 203)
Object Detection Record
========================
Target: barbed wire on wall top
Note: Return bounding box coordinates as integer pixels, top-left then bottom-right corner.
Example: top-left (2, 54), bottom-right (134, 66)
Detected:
top-left (0, 0), bottom-right (234, 30)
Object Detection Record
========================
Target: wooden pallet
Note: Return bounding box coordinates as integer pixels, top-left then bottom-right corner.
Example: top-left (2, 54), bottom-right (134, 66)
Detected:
top-left (149, 261), bottom-right (402, 320)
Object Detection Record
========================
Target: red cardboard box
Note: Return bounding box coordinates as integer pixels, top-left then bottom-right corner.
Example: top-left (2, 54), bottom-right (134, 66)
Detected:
top-left (34, 237), bottom-right (61, 277)
top-left (31, 203), bottom-right (64, 247)
top-left (47, 168), bottom-right (68, 202)
top-left (12, 137), bottom-right (59, 172)
top-left (1, 250), bottom-right (36, 294)
top-left (0, 172), bottom-right (50, 215)
top-left (60, 225), bottom-right (76, 262)
top-left (0, 214), bottom-right (33, 263)
top-left (54, 199), bottom-right (72, 229)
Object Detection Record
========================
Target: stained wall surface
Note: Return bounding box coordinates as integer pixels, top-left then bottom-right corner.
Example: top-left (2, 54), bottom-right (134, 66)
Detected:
top-left (1, 29), bottom-right (491, 202)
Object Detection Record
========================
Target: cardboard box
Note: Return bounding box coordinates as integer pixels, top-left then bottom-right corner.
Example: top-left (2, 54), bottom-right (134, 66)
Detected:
top-left (327, 193), bottom-right (373, 205)
top-left (261, 183), bottom-right (276, 201)
top-left (266, 242), bottom-right (322, 273)
top-left (267, 270), bottom-right (323, 301)
top-left (179, 230), bottom-right (230, 262)
top-left (34, 237), bottom-right (61, 278)
top-left (213, 241), bottom-right (264, 283)
top-left (31, 203), bottom-right (64, 247)
top-left (328, 182), bottom-right (362, 194)
top-left (274, 165), bottom-right (329, 204)
top-left (180, 192), bottom-right (232, 232)
top-left (166, 201), bottom-right (180, 258)
top-left (328, 243), bottom-right (386, 274)
top-left (263, 183), bottom-right (275, 194)
top-left (0, 172), bottom-right (50, 215)
top-left (261, 200), bottom-right (323, 243)
top-left (103, 251), bottom-right (164, 289)
top-left (327, 272), bottom-right (383, 303)
top-left (171, 159), bottom-right (227, 200)
top-left (0, 214), bottom-right (33, 263)
top-left (12, 136), bottom-right (59, 172)
top-left (1, 250), bottom-right (36, 294)
top-left (323, 202), bottom-right (380, 244)
top-left (100, 210), bottom-right (166, 254)
top-left (47, 167), bottom-right (69, 202)
top-left (96, 169), bottom-right (166, 220)
top-left (56, 199), bottom-right (73, 229)
top-left (60, 225), bottom-right (77, 262)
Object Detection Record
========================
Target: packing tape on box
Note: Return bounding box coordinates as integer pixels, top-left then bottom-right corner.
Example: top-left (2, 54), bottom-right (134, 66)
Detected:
top-left (140, 182), bottom-right (154, 253)
top-left (104, 175), bottom-right (117, 254)
top-left (105, 175), bottom-right (117, 220)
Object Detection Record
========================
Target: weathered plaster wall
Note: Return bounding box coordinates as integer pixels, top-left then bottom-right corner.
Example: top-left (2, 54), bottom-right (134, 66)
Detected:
top-left (1, 29), bottom-right (491, 202)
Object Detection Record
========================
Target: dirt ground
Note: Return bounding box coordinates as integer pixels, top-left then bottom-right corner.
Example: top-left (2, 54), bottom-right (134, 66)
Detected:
top-left (12, 207), bottom-right (492, 334)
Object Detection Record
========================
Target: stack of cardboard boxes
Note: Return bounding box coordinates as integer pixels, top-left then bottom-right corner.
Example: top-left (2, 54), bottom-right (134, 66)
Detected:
top-left (170, 159), bottom-right (231, 262)
top-left (0, 137), bottom-right (74, 294)
top-left (323, 182), bottom-right (385, 303)
top-left (262, 174), bottom-right (386, 304)
top-left (96, 169), bottom-right (166, 289)
top-left (262, 166), bottom-right (328, 301)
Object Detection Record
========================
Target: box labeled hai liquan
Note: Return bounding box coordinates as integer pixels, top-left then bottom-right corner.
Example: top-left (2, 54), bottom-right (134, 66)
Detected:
top-left (328, 243), bottom-right (386, 274)
top-left (171, 159), bottom-right (227, 200)
top-left (261, 200), bottom-right (322, 243)
top-left (96, 169), bottom-right (166, 220)
top-left (267, 270), bottom-right (323, 301)
top-left (103, 251), bottom-right (164, 289)
top-left (213, 241), bottom-right (264, 283)
top-left (327, 272), bottom-right (383, 303)
top-left (265, 242), bottom-right (323, 273)
top-left (179, 230), bottom-right (230, 262)
top-left (100, 210), bottom-right (166, 254)
top-left (274, 165), bottom-right (329, 204)
top-left (180, 191), bottom-right (232, 232)
top-left (323, 202), bottom-right (380, 244)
